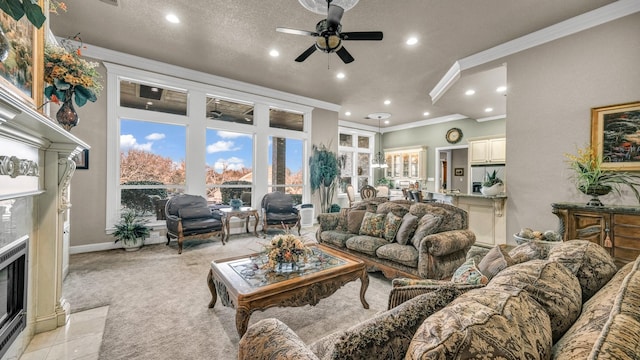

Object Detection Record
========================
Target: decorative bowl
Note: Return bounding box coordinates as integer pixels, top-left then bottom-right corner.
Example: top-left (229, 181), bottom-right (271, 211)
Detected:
top-left (229, 199), bottom-right (243, 209)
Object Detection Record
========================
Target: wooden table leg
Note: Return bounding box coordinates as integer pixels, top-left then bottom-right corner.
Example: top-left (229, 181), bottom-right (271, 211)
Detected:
top-left (236, 305), bottom-right (251, 338)
top-left (359, 270), bottom-right (370, 309)
top-left (207, 269), bottom-right (217, 308)
top-left (224, 217), bottom-right (231, 243)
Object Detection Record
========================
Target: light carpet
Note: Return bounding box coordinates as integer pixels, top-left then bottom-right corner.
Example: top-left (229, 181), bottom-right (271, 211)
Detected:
top-left (62, 229), bottom-right (392, 360)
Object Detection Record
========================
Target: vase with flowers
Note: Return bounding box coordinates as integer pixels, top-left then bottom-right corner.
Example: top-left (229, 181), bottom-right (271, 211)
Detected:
top-left (566, 145), bottom-right (640, 206)
top-left (261, 233), bottom-right (311, 272)
top-left (44, 34), bottom-right (102, 131)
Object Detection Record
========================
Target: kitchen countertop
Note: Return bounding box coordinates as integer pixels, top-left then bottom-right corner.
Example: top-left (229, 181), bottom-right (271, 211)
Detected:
top-left (433, 192), bottom-right (507, 199)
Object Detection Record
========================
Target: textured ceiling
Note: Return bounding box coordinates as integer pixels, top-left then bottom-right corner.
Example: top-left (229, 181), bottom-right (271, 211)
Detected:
top-left (49, 0), bottom-right (615, 128)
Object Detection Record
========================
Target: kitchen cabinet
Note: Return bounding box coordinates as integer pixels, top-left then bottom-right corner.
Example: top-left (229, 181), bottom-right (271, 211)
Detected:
top-left (551, 203), bottom-right (640, 268)
top-left (469, 137), bottom-right (506, 164)
top-left (384, 146), bottom-right (427, 180)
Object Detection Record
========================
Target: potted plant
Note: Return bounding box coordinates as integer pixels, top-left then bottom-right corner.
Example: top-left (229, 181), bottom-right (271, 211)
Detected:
top-left (480, 170), bottom-right (504, 196)
top-left (566, 145), bottom-right (640, 206)
top-left (309, 143), bottom-right (340, 213)
top-left (113, 209), bottom-right (151, 251)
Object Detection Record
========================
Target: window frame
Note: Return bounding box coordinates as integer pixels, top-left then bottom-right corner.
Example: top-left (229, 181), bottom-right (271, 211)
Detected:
top-left (105, 63), bottom-right (312, 230)
top-left (337, 127), bottom-right (376, 195)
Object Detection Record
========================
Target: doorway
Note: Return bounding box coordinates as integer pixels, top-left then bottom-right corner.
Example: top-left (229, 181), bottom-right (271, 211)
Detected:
top-left (434, 145), bottom-right (468, 193)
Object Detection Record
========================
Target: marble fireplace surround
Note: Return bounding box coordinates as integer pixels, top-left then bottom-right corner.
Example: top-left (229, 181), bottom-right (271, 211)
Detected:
top-left (0, 89), bottom-right (88, 359)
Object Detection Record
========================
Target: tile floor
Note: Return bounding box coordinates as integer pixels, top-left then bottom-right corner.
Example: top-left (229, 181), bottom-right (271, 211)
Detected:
top-left (18, 306), bottom-right (108, 360)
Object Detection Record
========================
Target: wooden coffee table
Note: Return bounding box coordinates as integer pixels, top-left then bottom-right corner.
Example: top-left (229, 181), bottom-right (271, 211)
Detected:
top-left (207, 244), bottom-right (369, 337)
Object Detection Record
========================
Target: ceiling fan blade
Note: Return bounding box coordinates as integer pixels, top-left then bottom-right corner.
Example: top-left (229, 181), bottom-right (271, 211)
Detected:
top-left (327, 4), bottom-right (344, 29)
top-left (295, 44), bottom-right (318, 62)
top-left (341, 31), bottom-right (384, 41)
top-left (276, 27), bottom-right (318, 37)
top-left (336, 46), bottom-right (354, 64)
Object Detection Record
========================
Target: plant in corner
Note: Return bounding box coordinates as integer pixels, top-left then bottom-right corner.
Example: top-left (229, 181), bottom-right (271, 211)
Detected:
top-left (309, 144), bottom-right (340, 213)
top-left (113, 209), bottom-right (151, 251)
top-left (565, 145), bottom-right (640, 206)
top-left (480, 170), bottom-right (504, 196)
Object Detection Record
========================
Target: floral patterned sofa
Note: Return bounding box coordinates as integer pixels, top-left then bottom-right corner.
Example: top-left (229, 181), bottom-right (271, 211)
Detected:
top-left (238, 240), bottom-right (640, 360)
top-left (315, 199), bottom-right (476, 280)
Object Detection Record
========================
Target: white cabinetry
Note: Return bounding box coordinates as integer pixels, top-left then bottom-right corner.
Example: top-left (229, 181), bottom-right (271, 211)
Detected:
top-left (469, 137), bottom-right (506, 164)
top-left (384, 146), bottom-right (427, 180)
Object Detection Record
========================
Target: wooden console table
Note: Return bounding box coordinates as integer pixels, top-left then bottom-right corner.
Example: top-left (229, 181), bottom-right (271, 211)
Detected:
top-left (551, 203), bottom-right (640, 267)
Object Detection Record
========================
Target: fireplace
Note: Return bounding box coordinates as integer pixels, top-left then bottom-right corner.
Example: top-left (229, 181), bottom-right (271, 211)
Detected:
top-left (0, 235), bottom-right (27, 359)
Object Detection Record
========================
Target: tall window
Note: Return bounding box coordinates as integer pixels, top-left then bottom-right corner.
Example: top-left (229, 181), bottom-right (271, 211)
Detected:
top-left (205, 129), bottom-right (254, 206)
top-left (338, 128), bottom-right (375, 193)
top-left (106, 63), bottom-right (313, 228)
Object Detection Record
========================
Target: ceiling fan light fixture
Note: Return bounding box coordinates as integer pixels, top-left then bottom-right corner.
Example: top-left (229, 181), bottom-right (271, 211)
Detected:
top-left (298, 0), bottom-right (359, 15)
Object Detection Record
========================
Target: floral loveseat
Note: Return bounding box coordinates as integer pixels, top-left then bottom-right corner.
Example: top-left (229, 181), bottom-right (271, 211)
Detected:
top-left (315, 199), bottom-right (476, 280)
top-left (239, 240), bottom-right (640, 359)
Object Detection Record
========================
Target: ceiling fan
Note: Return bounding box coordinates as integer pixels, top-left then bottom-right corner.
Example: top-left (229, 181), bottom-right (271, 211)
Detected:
top-left (276, 0), bottom-right (383, 64)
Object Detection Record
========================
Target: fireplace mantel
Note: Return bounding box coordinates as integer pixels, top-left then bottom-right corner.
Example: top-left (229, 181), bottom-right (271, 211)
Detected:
top-left (0, 88), bottom-right (89, 358)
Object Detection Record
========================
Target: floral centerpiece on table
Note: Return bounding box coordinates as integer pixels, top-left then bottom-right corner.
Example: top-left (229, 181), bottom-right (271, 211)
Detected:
top-left (44, 34), bottom-right (102, 108)
top-left (262, 234), bottom-right (311, 271)
top-left (565, 145), bottom-right (640, 205)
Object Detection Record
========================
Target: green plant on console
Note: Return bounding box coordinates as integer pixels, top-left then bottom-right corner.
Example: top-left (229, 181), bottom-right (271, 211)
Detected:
top-left (112, 209), bottom-right (150, 246)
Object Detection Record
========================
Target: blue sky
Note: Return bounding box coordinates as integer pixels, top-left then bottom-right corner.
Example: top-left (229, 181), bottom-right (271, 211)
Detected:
top-left (120, 119), bottom-right (303, 173)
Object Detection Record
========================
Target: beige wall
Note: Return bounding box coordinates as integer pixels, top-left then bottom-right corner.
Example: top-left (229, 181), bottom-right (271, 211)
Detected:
top-left (505, 13), bottom-right (640, 242)
top-left (68, 62), bottom-right (111, 247)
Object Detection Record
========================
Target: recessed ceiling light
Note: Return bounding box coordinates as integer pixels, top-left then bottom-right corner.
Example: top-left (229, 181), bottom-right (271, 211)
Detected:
top-left (423, 111), bottom-right (430, 116)
top-left (165, 14), bottom-right (180, 24)
top-left (384, 99), bottom-right (391, 105)
top-left (406, 37), bottom-right (418, 46)
top-left (485, 107), bottom-right (493, 112)
top-left (384, 120), bottom-right (390, 124)
top-left (496, 86), bottom-right (507, 93)
top-left (269, 49), bottom-right (279, 57)
top-left (465, 89), bottom-right (475, 96)
top-left (336, 72), bottom-right (345, 79)
top-left (345, 111), bottom-right (351, 116)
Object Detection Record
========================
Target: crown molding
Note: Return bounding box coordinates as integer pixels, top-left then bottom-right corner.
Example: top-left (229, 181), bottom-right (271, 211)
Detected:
top-left (430, 0), bottom-right (640, 102)
top-left (476, 114), bottom-right (506, 122)
top-left (58, 37), bottom-right (341, 113)
top-left (383, 114), bottom-right (468, 133)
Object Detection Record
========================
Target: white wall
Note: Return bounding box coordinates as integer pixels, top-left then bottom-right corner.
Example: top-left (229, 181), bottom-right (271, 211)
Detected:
top-left (505, 13), bottom-right (640, 241)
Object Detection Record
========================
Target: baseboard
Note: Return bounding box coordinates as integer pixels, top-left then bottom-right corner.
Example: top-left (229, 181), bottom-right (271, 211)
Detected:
top-left (70, 234), bottom-right (166, 254)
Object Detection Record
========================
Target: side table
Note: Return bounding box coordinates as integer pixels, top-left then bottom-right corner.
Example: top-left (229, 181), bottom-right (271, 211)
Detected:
top-left (219, 207), bottom-right (259, 242)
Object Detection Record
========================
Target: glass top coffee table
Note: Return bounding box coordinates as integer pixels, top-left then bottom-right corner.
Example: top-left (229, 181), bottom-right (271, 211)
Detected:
top-left (206, 244), bottom-right (369, 337)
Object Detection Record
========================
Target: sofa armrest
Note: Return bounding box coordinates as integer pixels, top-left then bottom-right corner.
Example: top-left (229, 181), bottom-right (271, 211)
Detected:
top-left (165, 214), bottom-right (181, 232)
top-left (420, 229), bottom-right (476, 257)
top-left (238, 318), bottom-right (319, 360)
top-left (387, 282), bottom-right (485, 310)
top-left (317, 212), bottom-right (341, 232)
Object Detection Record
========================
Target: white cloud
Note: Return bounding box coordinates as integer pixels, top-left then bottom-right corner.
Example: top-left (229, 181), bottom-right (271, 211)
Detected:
top-left (120, 134), bottom-right (153, 152)
top-left (213, 157), bottom-right (245, 171)
top-left (146, 133), bottom-right (166, 141)
top-left (207, 140), bottom-right (239, 153)
top-left (217, 130), bottom-right (252, 139)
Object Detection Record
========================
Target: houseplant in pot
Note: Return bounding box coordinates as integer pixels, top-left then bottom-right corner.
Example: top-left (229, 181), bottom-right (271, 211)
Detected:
top-left (566, 145), bottom-right (640, 206)
top-left (480, 170), bottom-right (504, 196)
top-left (113, 209), bottom-right (151, 251)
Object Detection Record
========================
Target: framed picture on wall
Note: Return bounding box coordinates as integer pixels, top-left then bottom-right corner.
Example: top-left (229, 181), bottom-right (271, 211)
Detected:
top-left (591, 101), bottom-right (640, 171)
top-left (0, 0), bottom-right (45, 109)
top-left (454, 168), bottom-right (464, 176)
top-left (73, 149), bottom-right (89, 169)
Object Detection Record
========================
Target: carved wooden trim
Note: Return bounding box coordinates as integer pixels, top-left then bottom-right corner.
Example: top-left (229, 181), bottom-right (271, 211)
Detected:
top-left (58, 158), bottom-right (76, 212)
top-left (0, 155), bottom-right (39, 178)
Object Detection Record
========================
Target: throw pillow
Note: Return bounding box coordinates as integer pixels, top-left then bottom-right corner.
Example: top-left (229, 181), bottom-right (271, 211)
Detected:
top-left (410, 213), bottom-right (443, 248)
top-left (451, 258), bottom-right (489, 285)
top-left (359, 212), bottom-right (386, 237)
top-left (383, 212), bottom-right (403, 242)
top-left (178, 207), bottom-right (212, 219)
top-left (395, 213), bottom-right (419, 245)
top-left (477, 244), bottom-right (515, 280)
top-left (347, 210), bottom-right (367, 234)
